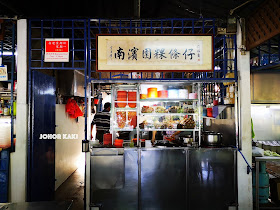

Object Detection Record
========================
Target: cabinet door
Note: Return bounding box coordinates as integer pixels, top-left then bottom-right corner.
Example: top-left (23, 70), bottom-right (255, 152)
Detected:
top-left (141, 149), bottom-right (187, 210)
top-left (91, 149), bottom-right (138, 209)
top-left (188, 149), bottom-right (237, 210)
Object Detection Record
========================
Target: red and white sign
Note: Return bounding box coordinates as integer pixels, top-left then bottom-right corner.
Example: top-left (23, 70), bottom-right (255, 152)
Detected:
top-left (44, 38), bottom-right (69, 62)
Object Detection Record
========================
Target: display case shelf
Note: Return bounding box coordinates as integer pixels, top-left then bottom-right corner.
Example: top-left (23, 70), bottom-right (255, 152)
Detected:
top-left (115, 107), bottom-right (137, 111)
top-left (139, 98), bottom-right (198, 102)
top-left (139, 128), bottom-right (199, 131)
top-left (140, 113), bottom-right (197, 116)
top-left (113, 128), bottom-right (136, 131)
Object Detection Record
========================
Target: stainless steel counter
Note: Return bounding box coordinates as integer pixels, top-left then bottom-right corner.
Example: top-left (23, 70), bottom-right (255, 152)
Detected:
top-left (90, 147), bottom-right (237, 210)
top-left (0, 201), bottom-right (72, 210)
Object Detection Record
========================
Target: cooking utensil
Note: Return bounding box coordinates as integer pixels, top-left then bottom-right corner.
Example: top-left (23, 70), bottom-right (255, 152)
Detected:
top-left (201, 131), bottom-right (223, 147)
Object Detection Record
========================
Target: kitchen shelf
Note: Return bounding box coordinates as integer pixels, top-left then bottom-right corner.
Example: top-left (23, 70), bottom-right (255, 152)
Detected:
top-left (115, 101), bottom-right (137, 103)
top-left (115, 107), bottom-right (137, 111)
top-left (139, 98), bottom-right (198, 102)
top-left (139, 129), bottom-right (199, 131)
top-left (140, 113), bottom-right (197, 116)
top-left (113, 128), bottom-right (136, 131)
top-left (203, 116), bottom-right (216, 119)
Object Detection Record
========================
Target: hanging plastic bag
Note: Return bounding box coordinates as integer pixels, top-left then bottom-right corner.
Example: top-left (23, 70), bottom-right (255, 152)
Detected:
top-left (66, 98), bottom-right (83, 118)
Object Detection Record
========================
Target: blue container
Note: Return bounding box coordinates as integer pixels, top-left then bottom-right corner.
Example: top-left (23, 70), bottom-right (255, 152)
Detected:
top-left (252, 161), bottom-right (269, 204)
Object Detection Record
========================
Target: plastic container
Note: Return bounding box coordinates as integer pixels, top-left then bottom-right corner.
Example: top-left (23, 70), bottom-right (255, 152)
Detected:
top-left (158, 90), bottom-right (168, 98)
top-left (213, 99), bottom-right (218, 106)
top-left (178, 89), bottom-right (188, 99)
top-left (202, 107), bottom-right (207, 116)
top-left (116, 91), bottom-right (127, 108)
top-left (128, 111), bottom-right (137, 128)
top-left (168, 89), bottom-right (179, 99)
top-left (114, 139), bottom-right (123, 148)
top-left (189, 93), bottom-right (197, 99)
top-left (147, 88), bottom-right (158, 98)
top-left (212, 106), bottom-right (218, 118)
top-left (103, 133), bottom-right (112, 145)
top-left (207, 108), bottom-right (213, 117)
top-left (116, 111), bottom-right (126, 129)
top-left (128, 92), bottom-right (137, 108)
top-left (140, 94), bottom-right (147, 99)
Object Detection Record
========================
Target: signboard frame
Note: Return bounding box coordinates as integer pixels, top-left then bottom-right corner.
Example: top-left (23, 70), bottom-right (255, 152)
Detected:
top-left (0, 65), bottom-right (8, 81)
top-left (44, 38), bottom-right (70, 62)
top-left (96, 34), bottom-right (214, 72)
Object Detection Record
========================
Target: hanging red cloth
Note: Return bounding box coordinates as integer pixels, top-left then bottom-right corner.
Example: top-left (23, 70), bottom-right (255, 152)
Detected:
top-left (66, 98), bottom-right (84, 118)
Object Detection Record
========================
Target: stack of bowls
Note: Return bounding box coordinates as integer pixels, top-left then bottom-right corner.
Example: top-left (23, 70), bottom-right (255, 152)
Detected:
top-left (128, 91), bottom-right (137, 108)
top-left (116, 91), bottom-right (127, 108)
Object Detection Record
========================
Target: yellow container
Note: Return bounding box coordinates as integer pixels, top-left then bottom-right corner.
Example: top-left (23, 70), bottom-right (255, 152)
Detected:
top-left (147, 88), bottom-right (158, 98)
top-left (140, 94), bottom-right (147, 99)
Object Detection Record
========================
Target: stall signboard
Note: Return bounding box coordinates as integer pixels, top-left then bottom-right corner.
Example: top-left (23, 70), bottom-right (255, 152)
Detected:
top-left (97, 35), bottom-right (213, 72)
top-left (0, 65), bottom-right (8, 81)
top-left (44, 38), bottom-right (69, 62)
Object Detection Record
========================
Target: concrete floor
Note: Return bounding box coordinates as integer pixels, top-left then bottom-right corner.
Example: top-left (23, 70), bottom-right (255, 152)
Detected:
top-left (55, 168), bottom-right (84, 210)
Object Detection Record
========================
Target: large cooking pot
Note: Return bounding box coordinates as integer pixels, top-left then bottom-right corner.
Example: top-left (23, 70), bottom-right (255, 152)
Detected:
top-left (201, 131), bottom-right (223, 147)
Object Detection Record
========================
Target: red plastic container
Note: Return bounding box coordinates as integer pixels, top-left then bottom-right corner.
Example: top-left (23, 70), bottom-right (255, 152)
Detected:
top-left (94, 98), bottom-right (99, 104)
top-left (207, 108), bottom-right (213, 117)
top-left (128, 92), bottom-right (137, 108)
top-left (213, 99), bottom-right (218, 106)
top-left (158, 90), bottom-right (168, 98)
top-left (116, 91), bottom-right (127, 108)
top-left (128, 111), bottom-right (137, 128)
top-left (103, 133), bottom-right (112, 145)
top-left (114, 139), bottom-right (123, 148)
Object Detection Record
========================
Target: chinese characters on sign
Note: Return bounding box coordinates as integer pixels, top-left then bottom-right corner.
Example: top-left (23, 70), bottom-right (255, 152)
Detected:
top-left (44, 38), bottom-right (69, 62)
top-left (0, 66), bottom-right (8, 81)
top-left (108, 40), bottom-right (202, 65)
top-left (97, 35), bottom-right (213, 71)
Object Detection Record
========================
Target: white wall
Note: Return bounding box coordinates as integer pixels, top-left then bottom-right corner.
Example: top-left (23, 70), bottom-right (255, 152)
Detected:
top-left (10, 19), bottom-right (27, 202)
top-left (55, 104), bottom-right (84, 190)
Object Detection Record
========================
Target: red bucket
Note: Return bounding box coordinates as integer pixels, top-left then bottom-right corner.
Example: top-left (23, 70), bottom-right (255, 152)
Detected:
top-left (207, 108), bottom-right (213, 117)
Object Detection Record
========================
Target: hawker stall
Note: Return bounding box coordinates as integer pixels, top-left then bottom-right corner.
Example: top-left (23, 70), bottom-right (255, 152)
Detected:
top-left (87, 24), bottom-right (241, 210)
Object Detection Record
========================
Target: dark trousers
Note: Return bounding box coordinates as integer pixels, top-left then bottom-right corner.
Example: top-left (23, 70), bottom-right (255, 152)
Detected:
top-left (96, 130), bottom-right (105, 142)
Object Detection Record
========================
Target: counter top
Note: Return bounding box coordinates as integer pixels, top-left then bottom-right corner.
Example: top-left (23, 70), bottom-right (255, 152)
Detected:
top-left (90, 147), bottom-right (236, 155)
top-left (255, 156), bottom-right (280, 161)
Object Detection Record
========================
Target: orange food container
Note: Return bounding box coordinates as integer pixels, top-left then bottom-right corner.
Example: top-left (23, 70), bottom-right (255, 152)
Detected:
top-left (158, 90), bottom-right (168, 98)
top-left (103, 133), bottom-right (112, 145)
top-left (147, 88), bottom-right (158, 98)
top-left (116, 111), bottom-right (126, 128)
top-left (128, 111), bottom-right (137, 128)
top-left (116, 91), bottom-right (127, 108)
top-left (140, 94), bottom-right (147, 99)
top-left (128, 92), bottom-right (137, 108)
top-left (114, 139), bottom-right (123, 148)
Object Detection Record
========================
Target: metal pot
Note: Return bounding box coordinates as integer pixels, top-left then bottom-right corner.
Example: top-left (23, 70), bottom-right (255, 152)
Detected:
top-left (201, 131), bottom-right (223, 147)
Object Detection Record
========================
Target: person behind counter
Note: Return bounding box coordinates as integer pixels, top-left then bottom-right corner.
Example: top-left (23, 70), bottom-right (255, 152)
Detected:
top-left (92, 102), bottom-right (111, 143)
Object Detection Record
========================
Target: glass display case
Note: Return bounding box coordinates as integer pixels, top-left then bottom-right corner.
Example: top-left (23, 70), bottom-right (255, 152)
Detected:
top-left (110, 83), bottom-right (201, 146)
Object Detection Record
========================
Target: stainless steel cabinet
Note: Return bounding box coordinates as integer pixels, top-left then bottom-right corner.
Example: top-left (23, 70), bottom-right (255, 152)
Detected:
top-left (188, 148), bottom-right (237, 210)
top-left (90, 148), bottom-right (237, 210)
top-left (141, 148), bottom-right (187, 210)
top-left (91, 148), bottom-right (138, 209)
